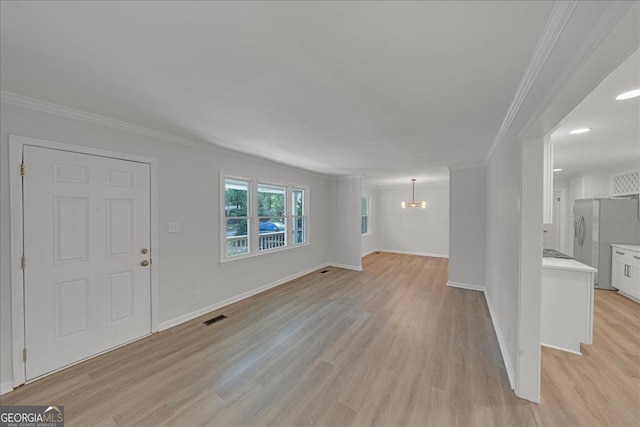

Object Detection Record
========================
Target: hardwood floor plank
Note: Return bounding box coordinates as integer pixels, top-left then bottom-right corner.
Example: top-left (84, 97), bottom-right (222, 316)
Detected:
top-left (537, 289), bottom-right (640, 426)
top-left (1, 253), bottom-right (638, 426)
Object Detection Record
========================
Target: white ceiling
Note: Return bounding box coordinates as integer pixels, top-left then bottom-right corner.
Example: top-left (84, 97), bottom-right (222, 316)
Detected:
top-left (551, 48), bottom-right (640, 179)
top-left (0, 1), bottom-right (556, 186)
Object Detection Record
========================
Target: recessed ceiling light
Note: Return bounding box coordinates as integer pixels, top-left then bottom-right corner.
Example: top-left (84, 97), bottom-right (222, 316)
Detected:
top-left (553, 168), bottom-right (563, 172)
top-left (616, 89), bottom-right (640, 100)
top-left (569, 128), bottom-right (590, 134)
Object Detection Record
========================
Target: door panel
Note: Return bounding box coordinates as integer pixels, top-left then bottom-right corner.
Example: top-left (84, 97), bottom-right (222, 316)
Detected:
top-left (107, 199), bottom-right (134, 257)
top-left (55, 197), bottom-right (90, 263)
top-left (107, 271), bottom-right (134, 322)
top-left (23, 146), bottom-right (151, 381)
top-left (55, 278), bottom-right (89, 338)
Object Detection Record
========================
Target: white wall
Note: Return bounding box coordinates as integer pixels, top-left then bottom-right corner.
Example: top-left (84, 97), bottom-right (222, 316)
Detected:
top-left (328, 176), bottom-right (363, 270)
top-left (448, 167), bottom-right (486, 288)
top-left (376, 184), bottom-right (449, 257)
top-left (519, 138), bottom-right (543, 403)
top-left (578, 162), bottom-right (639, 199)
top-left (582, 170), bottom-right (613, 199)
top-left (551, 179), bottom-right (570, 253)
top-left (485, 138), bottom-right (521, 384)
top-left (0, 102), bottom-right (334, 390)
top-left (361, 185), bottom-right (378, 256)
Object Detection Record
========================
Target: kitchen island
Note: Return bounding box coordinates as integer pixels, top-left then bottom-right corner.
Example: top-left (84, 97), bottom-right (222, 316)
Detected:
top-left (542, 256), bottom-right (597, 354)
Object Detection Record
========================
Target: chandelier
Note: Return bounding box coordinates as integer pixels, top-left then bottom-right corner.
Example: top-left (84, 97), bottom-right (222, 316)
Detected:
top-left (401, 179), bottom-right (426, 208)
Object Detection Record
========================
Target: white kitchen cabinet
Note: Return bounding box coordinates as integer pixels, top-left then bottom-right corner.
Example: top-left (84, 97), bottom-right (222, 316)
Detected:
top-left (541, 258), bottom-right (596, 354)
top-left (611, 244), bottom-right (640, 302)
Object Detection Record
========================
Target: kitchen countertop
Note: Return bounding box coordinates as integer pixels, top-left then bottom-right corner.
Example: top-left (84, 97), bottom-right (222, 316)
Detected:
top-left (611, 244), bottom-right (640, 252)
top-left (542, 257), bottom-right (597, 273)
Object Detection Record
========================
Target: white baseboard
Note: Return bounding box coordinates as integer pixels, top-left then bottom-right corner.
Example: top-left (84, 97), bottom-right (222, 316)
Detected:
top-left (617, 290), bottom-right (640, 304)
top-left (1, 381), bottom-right (13, 396)
top-left (541, 343), bottom-right (582, 356)
top-left (159, 263), bottom-right (329, 331)
top-left (361, 248), bottom-right (378, 257)
top-left (483, 291), bottom-right (515, 390)
top-left (447, 281), bottom-right (486, 292)
top-left (376, 248), bottom-right (449, 258)
top-left (328, 263), bottom-right (363, 272)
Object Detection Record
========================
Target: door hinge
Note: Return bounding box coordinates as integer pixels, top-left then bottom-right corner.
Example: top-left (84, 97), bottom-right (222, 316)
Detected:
top-left (23, 348), bottom-right (27, 362)
top-left (20, 163), bottom-right (25, 176)
top-left (21, 256), bottom-right (26, 270)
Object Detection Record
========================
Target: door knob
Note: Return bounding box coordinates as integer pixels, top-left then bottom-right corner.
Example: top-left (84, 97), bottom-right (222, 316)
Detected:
top-left (140, 260), bottom-right (149, 267)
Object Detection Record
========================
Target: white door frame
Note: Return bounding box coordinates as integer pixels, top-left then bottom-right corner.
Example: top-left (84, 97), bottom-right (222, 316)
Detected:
top-left (9, 134), bottom-right (159, 388)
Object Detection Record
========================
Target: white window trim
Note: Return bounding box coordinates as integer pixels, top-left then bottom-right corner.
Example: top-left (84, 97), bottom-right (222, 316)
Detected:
top-left (362, 195), bottom-right (371, 236)
top-left (220, 171), bottom-right (310, 263)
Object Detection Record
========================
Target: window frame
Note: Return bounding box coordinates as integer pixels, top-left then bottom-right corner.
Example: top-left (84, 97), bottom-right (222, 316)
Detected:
top-left (220, 171), bottom-right (310, 263)
top-left (361, 195), bottom-right (371, 236)
top-left (256, 182), bottom-right (288, 252)
top-left (222, 174), bottom-right (252, 260)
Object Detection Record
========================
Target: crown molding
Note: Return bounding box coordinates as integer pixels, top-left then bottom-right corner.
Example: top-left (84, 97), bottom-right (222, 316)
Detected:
top-left (0, 91), bottom-right (214, 150)
top-left (0, 91), bottom-right (331, 181)
top-left (484, 1), bottom-right (578, 165)
top-left (518, 1), bottom-right (636, 140)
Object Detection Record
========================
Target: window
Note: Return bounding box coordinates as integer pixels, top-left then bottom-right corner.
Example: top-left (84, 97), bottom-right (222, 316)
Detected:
top-left (222, 173), bottom-right (308, 261)
top-left (258, 184), bottom-right (286, 251)
top-left (225, 179), bottom-right (250, 257)
top-left (292, 188), bottom-right (306, 245)
top-left (362, 196), bottom-right (370, 235)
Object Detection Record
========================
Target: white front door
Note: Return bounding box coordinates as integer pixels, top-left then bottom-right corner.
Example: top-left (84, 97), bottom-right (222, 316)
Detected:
top-left (23, 146), bottom-right (152, 381)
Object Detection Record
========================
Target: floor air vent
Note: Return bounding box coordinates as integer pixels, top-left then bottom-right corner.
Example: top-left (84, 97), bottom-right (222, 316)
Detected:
top-left (320, 269), bottom-right (329, 274)
top-left (203, 314), bottom-right (227, 326)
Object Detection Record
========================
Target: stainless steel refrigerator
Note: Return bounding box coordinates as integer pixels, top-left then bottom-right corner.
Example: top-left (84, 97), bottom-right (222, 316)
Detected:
top-left (574, 198), bottom-right (640, 289)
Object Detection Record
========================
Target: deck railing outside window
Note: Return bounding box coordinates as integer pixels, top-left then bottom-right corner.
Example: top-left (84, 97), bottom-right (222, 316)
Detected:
top-left (258, 231), bottom-right (286, 250)
top-left (226, 231), bottom-right (287, 256)
top-left (227, 235), bottom-right (248, 256)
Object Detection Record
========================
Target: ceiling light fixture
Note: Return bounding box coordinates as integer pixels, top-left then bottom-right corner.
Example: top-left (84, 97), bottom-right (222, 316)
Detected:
top-left (569, 128), bottom-right (590, 134)
top-left (616, 89), bottom-right (640, 100)
top-left (401, 179), bottom-right (426, 209)
top-left (553, 168), bottom-right (563, 172)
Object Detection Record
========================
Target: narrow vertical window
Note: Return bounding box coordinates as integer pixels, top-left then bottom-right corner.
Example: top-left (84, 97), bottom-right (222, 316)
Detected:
top-left (225, 179), bottom-right (250, 256)
top-left (257, 184), bottom-right (286, 251)
top-left (292, 188), bottom-right (306, 244)
top-left (361, 196), bottom-right (370, 235)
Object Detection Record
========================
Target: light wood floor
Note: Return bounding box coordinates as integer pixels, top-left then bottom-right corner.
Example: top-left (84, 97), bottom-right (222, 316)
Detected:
top-left (1, 253), bottom-right (638, 426)
top-left (536, 288), bottom-right (640, 426)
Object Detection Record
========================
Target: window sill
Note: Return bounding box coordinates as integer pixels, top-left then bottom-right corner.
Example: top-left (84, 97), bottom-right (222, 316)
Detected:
top-left (220, 242), bottom-right (311, 264)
